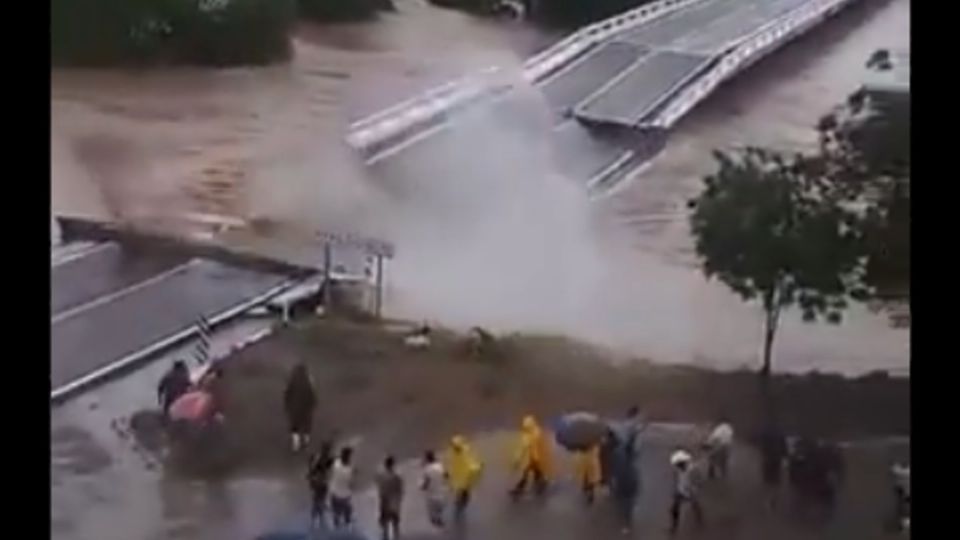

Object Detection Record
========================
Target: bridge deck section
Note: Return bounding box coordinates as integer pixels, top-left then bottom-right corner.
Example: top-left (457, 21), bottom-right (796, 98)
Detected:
top-left (540, 42), bottom-right (649, 117)
top-left (574, 50), bottom-right (712, 126)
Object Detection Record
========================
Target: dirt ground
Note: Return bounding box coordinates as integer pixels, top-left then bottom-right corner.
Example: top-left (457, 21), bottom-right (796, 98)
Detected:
top-left (145, 316), bottom-right (908, 478)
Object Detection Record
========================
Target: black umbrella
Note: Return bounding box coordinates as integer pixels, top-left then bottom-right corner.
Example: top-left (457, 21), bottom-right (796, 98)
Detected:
top-left (554, 411), bottom-right (609, 451)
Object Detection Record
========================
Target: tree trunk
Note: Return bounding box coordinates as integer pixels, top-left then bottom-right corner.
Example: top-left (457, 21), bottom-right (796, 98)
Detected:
top-left (760, 289), bottom-right (782, 383)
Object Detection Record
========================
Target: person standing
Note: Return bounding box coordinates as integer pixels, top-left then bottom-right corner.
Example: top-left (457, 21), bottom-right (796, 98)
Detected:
top-left (758, 422), bottom-right (788, 509)
top-left (510, 415), bottom-right (552, 499)
top-left (705, 420), bottom-right (734, 480)
top-left (157, 360), bottom-right (191, 417)
top-left (574, 444), bottom-right (602, 505)
top-left (376, 455), bottom-right (405, 540)
top-left (283, 363), bottom-right (317, 452)
top-left (599, 427), bottom-right (618, 489)
top-left (891, 463), bottom-right (910, 532)
top-left (421, 450), bottom-right (448, 528)
top-left (669, 450), bottom-right (705, 536)
top-left (329, 447), bottom-right (356, 529)
top-left (611, 437), bottom-right (640, 534)
top-left (307, 442), bottom-right (335, 529)
top-left (446, 435), bottom-right (482, 521)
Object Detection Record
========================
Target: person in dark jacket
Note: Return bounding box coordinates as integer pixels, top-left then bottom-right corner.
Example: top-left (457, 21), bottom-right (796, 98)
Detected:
top-left (377, 455), bottom-right (405, 540)
top-left (284, 363), bottom-right (317, 452)
top-left (759, 423), bottom-right (788, 509)
top-left (611, 436), bottom-right (640, 535)
top-left (308, 441), bottom-right (335, 529)
top-left (599, 428), bottom-right (618, 489)
top-left (157, 361), bottom-right (191, 417)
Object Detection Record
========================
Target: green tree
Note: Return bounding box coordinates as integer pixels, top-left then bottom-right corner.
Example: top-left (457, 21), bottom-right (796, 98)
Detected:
top-left (815, 87), bottom-right (910, 298)
top-left (688, 148), bottom-right (865, 381)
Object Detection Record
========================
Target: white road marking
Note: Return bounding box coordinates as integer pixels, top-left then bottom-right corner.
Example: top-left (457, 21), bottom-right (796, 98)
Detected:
top-left (51, 260), bottom-right (200, 325)
top-left (51, 280), bottom-right (295, 403)
top-left (51, 242), bottom-right (117, 269)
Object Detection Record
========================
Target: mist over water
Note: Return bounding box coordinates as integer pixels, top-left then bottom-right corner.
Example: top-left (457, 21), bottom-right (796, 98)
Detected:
top-left (383, 96), bottom-right (610, 336)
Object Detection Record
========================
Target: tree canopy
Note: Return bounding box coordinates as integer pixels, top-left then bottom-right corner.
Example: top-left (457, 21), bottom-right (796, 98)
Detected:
top-left (815, 88), bottom-right (910, 298)
top-left (688, 79), bottom-right (909, 377)
top-left (689, 148), bottom-right (865, 376)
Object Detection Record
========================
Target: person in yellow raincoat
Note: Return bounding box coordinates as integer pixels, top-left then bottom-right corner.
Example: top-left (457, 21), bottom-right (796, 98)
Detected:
top-left (574, 444), bottom-right (602, 505)
top-left (445, 435), bottom-right (482, 520)
top-left (510, 415), bottom-right (552, 499)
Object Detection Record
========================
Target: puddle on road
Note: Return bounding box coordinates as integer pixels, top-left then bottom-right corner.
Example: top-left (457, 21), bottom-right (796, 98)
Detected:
top-left (51, 413), bottom-right (911, 540)
top-left (51, 426), bottom-right (113, 477)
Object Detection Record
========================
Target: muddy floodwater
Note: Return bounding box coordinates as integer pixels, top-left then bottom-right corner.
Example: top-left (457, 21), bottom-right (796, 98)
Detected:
top-left (50, 0), bottom-right (557, 230)
top-left (51, 0), bottom-right (909, 375)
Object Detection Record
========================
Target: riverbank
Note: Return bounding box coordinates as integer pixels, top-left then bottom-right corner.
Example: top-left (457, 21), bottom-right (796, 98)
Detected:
top-left (148, 316), bottom-right (907, 478)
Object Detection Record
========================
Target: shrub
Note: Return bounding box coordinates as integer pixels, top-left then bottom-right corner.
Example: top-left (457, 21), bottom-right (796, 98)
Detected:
top-left (51, 0), bottom-right (295, 67)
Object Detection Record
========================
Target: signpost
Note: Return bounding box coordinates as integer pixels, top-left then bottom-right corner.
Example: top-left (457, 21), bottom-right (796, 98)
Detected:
top-left (315, 230), bottom-right (395, 318)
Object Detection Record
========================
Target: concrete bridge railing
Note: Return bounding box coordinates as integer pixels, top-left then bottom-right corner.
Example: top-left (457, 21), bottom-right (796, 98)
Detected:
top-left (649, 0), bottom-right (860, 129)
top-left (347, 0), bottom-right (710, 157)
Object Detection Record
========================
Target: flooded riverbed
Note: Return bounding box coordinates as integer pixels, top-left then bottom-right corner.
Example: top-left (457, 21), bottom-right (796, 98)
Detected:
top-left (50, 0), bottom-right (910, 375)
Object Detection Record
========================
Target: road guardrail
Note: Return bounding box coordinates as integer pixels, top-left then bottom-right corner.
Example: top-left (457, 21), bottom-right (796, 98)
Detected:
top-left (648, 0), bottom-right (861, 129)
top-left (347, 0), bottom-right (710, 157)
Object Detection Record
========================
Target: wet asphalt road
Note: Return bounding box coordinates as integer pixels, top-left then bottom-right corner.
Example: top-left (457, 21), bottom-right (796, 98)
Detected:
top-left (619, 0), bottom-right (810, 54)
top-left (51, 390), bottom-right (910, 540)
top-left (576, 50), bottom-right (711, 125)
top-left (52, 243), bottom-right (188, 316)
top-left (50, 243), bottom-right (289, 392)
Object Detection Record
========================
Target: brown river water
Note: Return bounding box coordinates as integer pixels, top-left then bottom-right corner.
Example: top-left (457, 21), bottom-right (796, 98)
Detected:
top-left (50, 0), bottom-right (909, 376)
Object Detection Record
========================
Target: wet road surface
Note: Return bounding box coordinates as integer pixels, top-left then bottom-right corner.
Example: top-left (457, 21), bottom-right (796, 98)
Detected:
top-left (540, 42), bottom-right (647, 118)
top-left (52, 243), bottom-right (188, 316)
top-left (575, 50), bottom-right (711, 125)
top-left (620, 0), bottom-right (810, 54)
top-left (52, 371), bottom-right (910, 540)
top-left (51, 319), bottom-right (278, 540)
top-left (50, 243), bottom-right (290, 392)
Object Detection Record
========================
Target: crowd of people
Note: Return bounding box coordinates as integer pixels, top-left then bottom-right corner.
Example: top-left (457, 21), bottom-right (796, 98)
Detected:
top-left (155, 360), bottom-right (901, 538)
top-left (281, 380), bottom-right (728, 540)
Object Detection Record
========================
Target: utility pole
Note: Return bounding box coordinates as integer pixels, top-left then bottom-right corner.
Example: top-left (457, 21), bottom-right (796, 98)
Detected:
top-left (374, 254), bottom-right (384, 318)
top-left (322, 240), bottom-right (332, 309)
